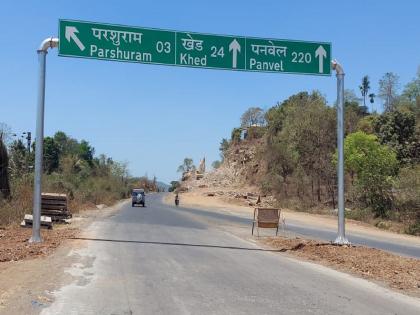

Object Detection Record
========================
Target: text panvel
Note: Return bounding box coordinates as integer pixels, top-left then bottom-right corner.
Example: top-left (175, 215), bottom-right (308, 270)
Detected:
top-left (90, 45), bottom-right (152, 62)
top-left (248, 58), bottom-right (284, 72)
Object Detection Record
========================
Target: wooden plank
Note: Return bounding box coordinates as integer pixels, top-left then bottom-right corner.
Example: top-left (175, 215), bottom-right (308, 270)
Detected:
top-left (41, 199), bottom-right (67, 206)
top-left (41, 193), bottom-right (67, 198)
top-left (41, 209), bottom-right (71, 213)
top-left (257, 208), bottom-right (279, 221)
top-left (42, 199), bottom-right (67, 204)
top-left (24, 214), bottom-right (52, 223)
top-left (258, 222), bottom-right (278, 228)
top-left (23, 214), bottom-right (53, 229)
top-left (48, 214), bottom-right (72, 221)
top-left (41, 196), bottom-right (67, 201)
top-left (41, 211), bottom-right (71, 216)
top-left (41, 204), bottom-right (67, 210)
top-left (41, 209), bottom-right (67, 213)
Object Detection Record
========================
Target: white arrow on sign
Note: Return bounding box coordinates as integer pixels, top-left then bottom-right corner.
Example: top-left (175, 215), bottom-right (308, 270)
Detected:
top-left (229, 39), bottom-right (241, 69)
top-left (65, 26), bottom-right (85, 51)
top-left (315, 45), bottom-right (326, 73)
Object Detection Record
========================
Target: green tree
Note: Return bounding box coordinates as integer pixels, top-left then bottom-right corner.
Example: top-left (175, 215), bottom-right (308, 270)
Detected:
top-left (219, 138), bottom-right (229, 161)
top-left (43, 137), bottom-right (60, 174)
top-left (357, 115), bottom-right (377, 134)
top-left (399, 67), bottom-right (420, 118)
top-left (0, 137), bottom-right (10, 198)
top-left (393, 165), bottom-right (420, 235)
top-left (264, 140), bottom-right (297, 197)
top-left (0, 123), bottom-right (12, 145)
top-left (359, 75), bottom-right (371, 110)
top-left (344, 89), bottom-right (362, 104)
top-left (168, 181), bottom-right (180, 192)
top-left (9, 139), bottom-right (27, 177)
top-left (265, 91), bottom-right (336, 203)
top-left (240, 107), bottom-right (265, 127)
top-left (177, 158), bottom-right (194, 173)
top-left (343, 131), bottom-right (398, 217)
top-left (367, 93), bottom-right (376, 112)
top-left (53, 131), bottom-right (79, 156)
top-left (290, 95), bottom-right (336, 202)
top-left (231, 127), bottom-right (242, 143)
top-left (378, 72), bottom-right (400, 112)
top-left (345, 99), bottom-right (368, 134)
top-left (78, 140), bottom-right (95, 165)
top-left (373, 110), bottom-right (418, 164)
top-left (211, 160), bottom-right (222, 169)
top-left (401, 66), bottom-right (420, 103)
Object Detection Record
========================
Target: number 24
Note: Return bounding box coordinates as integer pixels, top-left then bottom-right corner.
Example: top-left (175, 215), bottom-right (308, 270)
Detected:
top-left (211, 46), bottom-right (224, 58)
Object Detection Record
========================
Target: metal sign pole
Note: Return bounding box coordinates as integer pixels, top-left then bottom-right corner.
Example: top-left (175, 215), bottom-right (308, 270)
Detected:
top-left (29, 37), bottom-right (58, 243)
top-left (332, 60), bottom-right (349, 245)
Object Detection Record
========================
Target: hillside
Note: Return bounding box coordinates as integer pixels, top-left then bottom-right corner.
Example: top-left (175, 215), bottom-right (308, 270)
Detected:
top-left (178, 90), bottom-right (419, 235)
top-left (181, 138), bottom-right (277, 208)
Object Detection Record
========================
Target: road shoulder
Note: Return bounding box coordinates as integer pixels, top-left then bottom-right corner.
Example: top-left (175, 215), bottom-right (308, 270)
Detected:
top-left (0, 200), bottom-right (128, 314)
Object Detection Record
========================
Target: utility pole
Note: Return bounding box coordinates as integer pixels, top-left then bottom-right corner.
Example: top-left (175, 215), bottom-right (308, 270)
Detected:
top-left (23, 132), bottom-right (31, 172)
top-left (332, 60), bottom-right (349, 245)
top-left (30, 37), bottom-right (59, 244)
top-left (23, 132), bottom-right (31, 153)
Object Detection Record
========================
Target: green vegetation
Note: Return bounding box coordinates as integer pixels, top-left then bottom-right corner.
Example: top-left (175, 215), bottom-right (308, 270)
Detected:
top-left (177, 157), bottom-right (195, 173)
top-left (230, 127), bottom-right (242, 144)
top-left (240, 107), bottom-right (265, 127)
top-left (168, 181), bottom-right (180, 192)
top-left (211, 160), bottom-right (222, 169)
top-left (342, 132), bottom-right (398, 217)
top-left (221, 67), bottom-right (420, 234)
top-left (0, 135), bottom-right (10, 199)
top-left (0, 130), bottom-right (158, 226)
top-left (373, 111), bottom-right (418, 164)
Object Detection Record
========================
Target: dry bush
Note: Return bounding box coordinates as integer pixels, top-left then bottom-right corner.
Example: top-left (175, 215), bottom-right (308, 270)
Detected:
top-left (0, 175), bottom-right (33, 226)
top-left (393, 165), bottom-right (420, 235)
top-left (0, 171), bottom-right (131, 226)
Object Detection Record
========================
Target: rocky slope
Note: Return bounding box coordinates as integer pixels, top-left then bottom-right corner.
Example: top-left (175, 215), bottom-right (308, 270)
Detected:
top-left (181, 139), bottom-right (276, 207)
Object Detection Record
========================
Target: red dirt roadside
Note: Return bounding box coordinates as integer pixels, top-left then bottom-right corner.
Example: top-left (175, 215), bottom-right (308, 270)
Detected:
top-left (262, 237), bottom-right (420, 297)
top-left (0, 225), bottom-right (78, 263)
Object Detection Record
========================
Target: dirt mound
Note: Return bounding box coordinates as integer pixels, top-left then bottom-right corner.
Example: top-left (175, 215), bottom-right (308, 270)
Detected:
top-left (0, 226), bottom-right (78, 263)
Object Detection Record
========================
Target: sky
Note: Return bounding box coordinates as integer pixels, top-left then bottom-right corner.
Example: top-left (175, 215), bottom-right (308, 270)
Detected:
top-left (1, 1), bottom-right (419, 184)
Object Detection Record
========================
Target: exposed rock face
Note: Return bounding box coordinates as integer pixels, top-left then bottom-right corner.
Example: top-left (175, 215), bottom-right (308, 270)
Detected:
top-left (179, 139), bottom-right (275, 208)
top-left (200, 139), bottom-right (265, 189)
top-left (198, 157), bottom-right (206, 174)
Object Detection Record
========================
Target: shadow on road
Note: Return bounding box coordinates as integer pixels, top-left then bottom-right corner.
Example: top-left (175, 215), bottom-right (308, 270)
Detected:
top-left (70, 237), bottom-right (287, 252)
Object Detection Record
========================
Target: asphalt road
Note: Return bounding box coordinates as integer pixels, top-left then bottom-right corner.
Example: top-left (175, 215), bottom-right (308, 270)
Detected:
top-left (41, 194), bottom-right (420, 315)
top-left (172, 200), bottom-right (420, 259)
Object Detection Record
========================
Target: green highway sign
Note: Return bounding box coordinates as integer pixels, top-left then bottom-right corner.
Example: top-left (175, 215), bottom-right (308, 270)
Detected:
top-left (59, 20), bottom-right (331, 75)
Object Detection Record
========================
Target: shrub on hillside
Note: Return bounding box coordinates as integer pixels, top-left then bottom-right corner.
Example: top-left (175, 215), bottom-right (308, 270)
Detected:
top-left (246, 126), bottom-right (266, 140)
top-left (342, 131), bottom-right (398, 218)
top-left (392, 165), bottom-right (420, 235)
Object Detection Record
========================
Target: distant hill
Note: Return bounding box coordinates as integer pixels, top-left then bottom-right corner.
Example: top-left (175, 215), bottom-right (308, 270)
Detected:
top-left (157, 181), bottom-right (170, 192)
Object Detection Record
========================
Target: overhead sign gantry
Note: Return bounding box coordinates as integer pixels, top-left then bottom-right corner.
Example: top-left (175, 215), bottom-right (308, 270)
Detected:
top-left (30, 20), bottom-right (347, 246)
top-left (59, 20), bottom-right (331, 75)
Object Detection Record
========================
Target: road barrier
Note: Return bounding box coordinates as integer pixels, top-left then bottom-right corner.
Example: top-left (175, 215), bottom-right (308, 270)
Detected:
top-left (252, 208), bottom-right (281, 237)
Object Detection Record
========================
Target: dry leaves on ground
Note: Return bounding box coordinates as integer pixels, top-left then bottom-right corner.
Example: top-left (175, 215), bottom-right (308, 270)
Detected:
top-left (0, 226), bottom-right (78, 263)
top-left (262, 237), bottom-right (420, 296)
